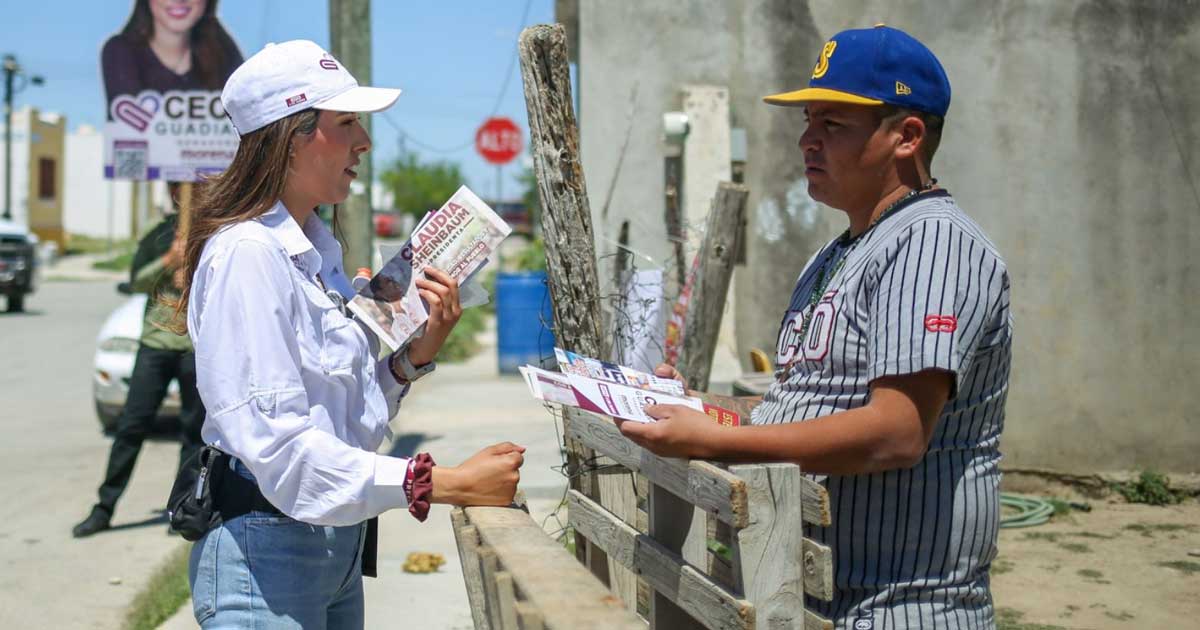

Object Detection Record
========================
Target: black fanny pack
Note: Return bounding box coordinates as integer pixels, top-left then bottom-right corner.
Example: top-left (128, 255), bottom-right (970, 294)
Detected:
top-left (167, 445), bottom-right (282, 541)
top-left (166, 445), bottom-right (379, 577)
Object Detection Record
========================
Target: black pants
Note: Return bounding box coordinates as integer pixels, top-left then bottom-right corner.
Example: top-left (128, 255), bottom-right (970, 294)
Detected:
top-left (96, 345), bottom-right (205, 515)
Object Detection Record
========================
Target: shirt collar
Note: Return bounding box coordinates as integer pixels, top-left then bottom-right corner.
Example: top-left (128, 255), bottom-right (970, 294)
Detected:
top-left (255, 201), bottom-right (345, 284)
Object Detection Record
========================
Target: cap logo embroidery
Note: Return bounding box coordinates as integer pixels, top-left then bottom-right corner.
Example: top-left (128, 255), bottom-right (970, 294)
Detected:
top-left (286, 93), bottom-right (307, 107)
top-left (319, 55), bottom-right (339, 71)
top-left (895, 81), bottom-right (912, 96)
top-left (812, 41), bottom-right (837, 79)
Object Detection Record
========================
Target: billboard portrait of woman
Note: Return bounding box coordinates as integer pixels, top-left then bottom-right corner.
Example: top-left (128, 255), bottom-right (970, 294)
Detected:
top-left (101, 0), bottom-right (243, 114)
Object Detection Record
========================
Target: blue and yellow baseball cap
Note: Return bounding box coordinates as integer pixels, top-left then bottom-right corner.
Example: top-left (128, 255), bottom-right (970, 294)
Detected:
top-left (764, 25), bottom-right (951, 117)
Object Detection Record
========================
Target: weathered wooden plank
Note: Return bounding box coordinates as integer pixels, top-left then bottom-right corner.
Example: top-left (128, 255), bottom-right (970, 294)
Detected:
top-left (729, 464), bottom-right (806, 629)
top-left (465, 506), bottom-right (644, 630)
top-left (518, 24), bottom-right (603, 358)
top-left (677, 182), bottom-right (750, 392)
top-left (451, 509), bottom-right (492, 630)
top-left (568, 490), bottom-right (753, 630)
top-left (802, 476), bottom-right (832, 527)
top-left (480, 548), bottom-right (505, 630)
top-left (564, 410), bottom-right (749, 527)
top-left (596, 454), bottom-right (640, 612)
top-left (566, 490), bottom-right (634, 569)
top-left (514, 602), bottom-right (545, 630)
top-left (519, 22), bottom-right (612, 586)
top-left (802, 537), bottom-right (833, 601)
top-left (495, 571), bottom-right (520, 630)
top-left (649, 483), bottom-right (708, 630)
top-left (805, 610), bottom-right (833, 630)
top-left (565, 409), bottom-right (830, 528)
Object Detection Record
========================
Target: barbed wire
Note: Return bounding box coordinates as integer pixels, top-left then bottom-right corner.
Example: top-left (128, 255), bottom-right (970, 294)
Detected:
top-left (530, 225), bottom-right (708, 539)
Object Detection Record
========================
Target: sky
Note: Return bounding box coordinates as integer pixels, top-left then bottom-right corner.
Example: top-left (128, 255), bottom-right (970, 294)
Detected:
top-left (0, 0), bottom-right (555, 202)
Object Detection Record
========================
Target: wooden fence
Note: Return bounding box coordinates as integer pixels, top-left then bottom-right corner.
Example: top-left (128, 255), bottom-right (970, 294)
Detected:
top-left (453, 409), bottom-right (833, 630)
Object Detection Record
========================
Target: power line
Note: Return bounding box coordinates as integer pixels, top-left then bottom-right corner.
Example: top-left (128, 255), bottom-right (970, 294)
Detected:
top-left (380, 0), bottom-right (533, 156)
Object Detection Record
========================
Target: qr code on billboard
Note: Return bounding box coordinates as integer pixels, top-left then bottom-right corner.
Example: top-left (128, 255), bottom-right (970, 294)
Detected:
top-left (113, 140), bottom-right (149, 180)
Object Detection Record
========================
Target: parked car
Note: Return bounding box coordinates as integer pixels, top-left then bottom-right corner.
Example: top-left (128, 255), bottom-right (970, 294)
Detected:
top-left (93, 291), bottom-right (181, 434)
top-left (0, 218), bottom-right (38, 312)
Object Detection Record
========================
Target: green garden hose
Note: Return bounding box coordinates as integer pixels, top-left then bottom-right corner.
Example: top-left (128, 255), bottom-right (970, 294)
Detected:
top-left (999, 493), bottom-right (1055, 528)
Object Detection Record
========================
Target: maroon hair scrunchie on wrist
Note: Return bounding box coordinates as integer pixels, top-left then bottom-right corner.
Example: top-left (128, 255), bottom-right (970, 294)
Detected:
top-left (406, 452), bottom-right (436, 522)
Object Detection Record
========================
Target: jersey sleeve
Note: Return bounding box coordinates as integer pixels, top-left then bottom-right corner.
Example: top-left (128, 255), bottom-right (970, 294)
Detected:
top-left (865, 217), bottom-right (1006, 395)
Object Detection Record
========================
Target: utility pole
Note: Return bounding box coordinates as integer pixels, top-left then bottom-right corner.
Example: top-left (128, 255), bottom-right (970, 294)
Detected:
top-left (3, 54), bottom-right (44, 222)
top-left (329, 0), bottom-right (373, 274)
top-left (3, 55), bottom-right (17, 221)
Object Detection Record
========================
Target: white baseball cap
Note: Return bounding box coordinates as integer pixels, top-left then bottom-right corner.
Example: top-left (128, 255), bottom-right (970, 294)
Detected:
top-left (221, 40), bottom-right (401, 136)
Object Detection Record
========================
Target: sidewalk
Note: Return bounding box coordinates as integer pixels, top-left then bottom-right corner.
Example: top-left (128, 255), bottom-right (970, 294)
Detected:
top-left (162, 327), bottom-right (571, 629)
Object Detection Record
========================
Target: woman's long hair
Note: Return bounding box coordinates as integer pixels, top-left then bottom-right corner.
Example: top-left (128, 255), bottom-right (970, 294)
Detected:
top-left (168, 108), bottom-right (320, 334)
top-left (120, 0), bottom-right (238, 90)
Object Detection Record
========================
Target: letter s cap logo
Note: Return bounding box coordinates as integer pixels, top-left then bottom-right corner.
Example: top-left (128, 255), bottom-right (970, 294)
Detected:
top-left (812, 41), bottom-right (837, 79)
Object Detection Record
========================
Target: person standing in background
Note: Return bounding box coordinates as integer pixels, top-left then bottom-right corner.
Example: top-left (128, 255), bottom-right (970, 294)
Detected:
top-left (74, 191), bottom-right (205, 538)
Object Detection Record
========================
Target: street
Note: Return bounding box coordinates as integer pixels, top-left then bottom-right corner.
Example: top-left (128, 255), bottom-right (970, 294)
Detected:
top-left (2, 270), bottom-right (571, 629)
top-left (0, 274), bottom-right (187, 628)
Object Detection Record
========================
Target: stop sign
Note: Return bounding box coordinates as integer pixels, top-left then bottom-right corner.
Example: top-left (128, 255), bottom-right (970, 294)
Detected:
top-left (475, 117), bottom-right (523, 165)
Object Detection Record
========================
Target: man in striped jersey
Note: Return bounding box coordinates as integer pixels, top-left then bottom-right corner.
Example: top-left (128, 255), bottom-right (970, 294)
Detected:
top-left (618, 25), bottom-right (1012, 629)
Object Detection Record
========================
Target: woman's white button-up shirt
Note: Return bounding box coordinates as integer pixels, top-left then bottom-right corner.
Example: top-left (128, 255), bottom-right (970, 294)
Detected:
top-left (188, 201), bottom-right (411, 526)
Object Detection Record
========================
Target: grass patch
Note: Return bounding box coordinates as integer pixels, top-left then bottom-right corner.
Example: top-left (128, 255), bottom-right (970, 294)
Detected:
top-left (1077, 568), bottom-right (1103, 579)
top-left (1104, 610), bottom-right (1135, 622)
top-left (992, 557), bottom-right (1015, 575)
top-left (996, 607), bottom-right (1068, 630)
top-left (436, 307), bottom-right (487, 363)
top-left (1045, 498), bottom-right (1073, 521)
top-left (1019, 531), bottom-right (1061, 543)
top-left (1058, 542), bottom-right (1091, 554)
top-left (1157, 560), bottom-right (1200, 575)
top-left (1112, 471), bottom-right (1187, 505)
top-left (122, 543), bottom-right (191, 630)
top-left (66, 233), bottom-right (134, 256)
top-left (93, 249), bottom-right (136, 272)
top-left (557, 526), bottom-right (577, 556)
top-left (1124, 522), bottom-right (1197, 538)
top-left (1068, 531), bottom-right (1115, 540)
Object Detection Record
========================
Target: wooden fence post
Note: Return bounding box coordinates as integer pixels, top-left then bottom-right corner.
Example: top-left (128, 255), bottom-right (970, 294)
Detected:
top-left (518, 24), bottom-right (640, 607)
top-left (676, 182), bottom-right (749, 392)
top-left (729, 463), bottom-right (807, 629)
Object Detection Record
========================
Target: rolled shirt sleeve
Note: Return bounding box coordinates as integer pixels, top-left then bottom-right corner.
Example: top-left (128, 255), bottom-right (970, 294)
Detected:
top-left (192, 237), bottom-right (410, 526)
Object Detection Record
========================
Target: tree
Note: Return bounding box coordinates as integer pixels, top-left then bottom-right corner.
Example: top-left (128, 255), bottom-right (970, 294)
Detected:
top-left (517, 163), bottom-right (541, 232)
top-left (379, 152), bottom-right (465, 218)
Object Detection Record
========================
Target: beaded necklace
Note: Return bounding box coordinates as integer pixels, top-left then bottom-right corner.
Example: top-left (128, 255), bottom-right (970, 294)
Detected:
top-left (780, 180), bottom-right (938, 378)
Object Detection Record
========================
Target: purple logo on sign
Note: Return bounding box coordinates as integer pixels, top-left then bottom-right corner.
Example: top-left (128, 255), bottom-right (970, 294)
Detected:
top-left (111, 94), bottom-right (160, 132)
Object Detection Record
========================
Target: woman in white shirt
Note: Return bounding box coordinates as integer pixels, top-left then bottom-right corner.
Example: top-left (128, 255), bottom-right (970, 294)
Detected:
top-left (173, 40), bottom-right (524, 628)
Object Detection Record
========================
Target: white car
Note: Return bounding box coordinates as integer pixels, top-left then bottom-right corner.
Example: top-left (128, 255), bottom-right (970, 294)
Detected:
top-left (93, 293), bottom-right (181, 434)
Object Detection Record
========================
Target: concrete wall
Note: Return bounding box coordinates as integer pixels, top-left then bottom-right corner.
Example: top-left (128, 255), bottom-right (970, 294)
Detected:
top-left (575, 0), bottom-right (1200, 473)
top-left (26, 109), bottom-right (65, 248)
top-left (63, 125), bottom-right (135, 241)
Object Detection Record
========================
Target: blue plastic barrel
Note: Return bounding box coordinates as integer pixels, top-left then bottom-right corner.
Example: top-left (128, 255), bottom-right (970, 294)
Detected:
top-left (495, 271), bottom-right (556, 374)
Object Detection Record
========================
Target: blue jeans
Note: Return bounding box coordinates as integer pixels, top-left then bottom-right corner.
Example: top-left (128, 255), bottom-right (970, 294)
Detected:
top-left (188, 464), bottom-right (367, 629)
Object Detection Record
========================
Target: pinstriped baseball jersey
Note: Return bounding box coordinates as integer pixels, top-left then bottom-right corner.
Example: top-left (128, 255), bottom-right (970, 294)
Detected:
top-left (750, 190), bottom-right (1012, 629)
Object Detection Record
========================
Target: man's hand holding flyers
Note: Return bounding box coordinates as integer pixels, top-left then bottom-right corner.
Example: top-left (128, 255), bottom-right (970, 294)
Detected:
top-left (615, 401), bottom-right (721, 459)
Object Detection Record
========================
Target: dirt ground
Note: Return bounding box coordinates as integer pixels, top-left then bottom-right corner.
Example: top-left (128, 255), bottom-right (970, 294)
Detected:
top-left (991, 496), bottom-right (1200, 629)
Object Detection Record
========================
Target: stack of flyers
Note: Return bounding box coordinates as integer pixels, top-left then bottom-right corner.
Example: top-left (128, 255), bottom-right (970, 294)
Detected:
top-left (520, 365), bottom-right (704, 423)
top-left (521, 348), bottom-right (744, 426)
top-left (555, 347), bottom-right (685, 397)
